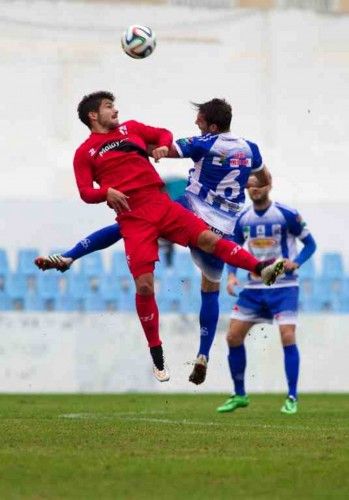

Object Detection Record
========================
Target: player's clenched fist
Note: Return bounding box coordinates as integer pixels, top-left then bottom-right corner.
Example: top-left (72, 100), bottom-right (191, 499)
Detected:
top-left (152, 145), bottom-right (169, 162)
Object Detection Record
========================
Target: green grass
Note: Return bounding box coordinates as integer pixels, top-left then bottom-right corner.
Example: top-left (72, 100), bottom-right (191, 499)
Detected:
top-left (0, 394), bottom-right (348, 499)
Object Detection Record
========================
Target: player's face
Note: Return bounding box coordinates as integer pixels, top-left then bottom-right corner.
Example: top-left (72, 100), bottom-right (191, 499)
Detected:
top-left (96, 99), bottom-right (119, 129)
top-left (195, 112), bottom-right (219, 135)
top-left (195, 113), bottom-right (209, 135)
top-left (248, 184), bottom-right (271, 203)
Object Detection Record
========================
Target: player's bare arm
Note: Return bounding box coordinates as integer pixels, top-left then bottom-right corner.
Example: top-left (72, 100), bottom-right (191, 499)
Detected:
top-left (247, 166), bottom-right (272, 188)
top-left (226, 272), bottom-right (239, 296)
top-left (150, 143), bottom-right (180, 162)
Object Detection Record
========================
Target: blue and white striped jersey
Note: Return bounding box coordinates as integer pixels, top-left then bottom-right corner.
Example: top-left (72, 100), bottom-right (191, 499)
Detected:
top-left (234, 202), bottom-right (310, 288)
top-left (175, 132), bottom-right (264, 234)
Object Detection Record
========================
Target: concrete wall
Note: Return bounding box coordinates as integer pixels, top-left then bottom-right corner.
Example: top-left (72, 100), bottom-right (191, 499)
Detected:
top-left (0, 312), bottom-right (347, 393)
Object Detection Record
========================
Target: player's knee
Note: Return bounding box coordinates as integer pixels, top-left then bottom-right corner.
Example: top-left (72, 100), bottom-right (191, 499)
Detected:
top-left (281, 332), bottom-right (296, 346)
top-left (226, 330), bottom-right (243, 347)
top-left (197, 230), bottom-right (219, 254)
top-left (280, 326), bottom-right (296, 346)
top-left (135, 274), bottom-right (154, 295)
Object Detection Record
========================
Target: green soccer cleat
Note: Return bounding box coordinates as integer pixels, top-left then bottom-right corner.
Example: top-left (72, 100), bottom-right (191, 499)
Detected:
top-left (216, 394), bottom-right (250, 413)
top-left (281, 396), bottom-right (298, 414)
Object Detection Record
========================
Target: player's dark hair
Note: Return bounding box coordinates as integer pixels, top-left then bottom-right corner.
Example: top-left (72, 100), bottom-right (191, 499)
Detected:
top-left (77, 91), bottom-right (115, 128)
top-left (192, 98), bottom-right (232, 132)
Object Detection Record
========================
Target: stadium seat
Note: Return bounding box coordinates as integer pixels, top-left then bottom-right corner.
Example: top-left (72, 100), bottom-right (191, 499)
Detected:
top-left (0, 248), bottom-right (9, 274)
top-left (298, 258), bottom-right (316, 280)
top-left (118, 288), bottom-right (135, 312)
top-left (173, 251), bottom-right (197, 278)
top-left (298, 294), bottom-right (321, 313)
top-left (65, 273), bottom-right (94, 300)
top-left (24, 294), bottom-right (45, 312)
top-left (100, 274), bottom-right (121, 311)
top-left (17, 248), bottom-right (40, 276)
top-left (55, 295), bottom-right (80, 312)
top-left (321, 252), bottom-right (344, 280)
top-left (0, 291), bottom-right (10, 311)
top-left (37, 273), bottom-right (60, 300)
top-left (84, 294), bottom-right (106, 312)
top-left (80, 252), bottom-right (105, 277)
top-left (110, 251), bottom-right (129, 276)
top-left (110, 251), bottom-right (133, 294)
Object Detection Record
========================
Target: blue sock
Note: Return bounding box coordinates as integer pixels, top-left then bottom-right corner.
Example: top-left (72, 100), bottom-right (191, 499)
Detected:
top-left (283, 344), bottom-right (300, 400)
top-left (198, 290), bottom-right (219, 359)
top-left (228, 345), bottom-right (246, 396)
top-left (62, 224), bottom-right (122, 261)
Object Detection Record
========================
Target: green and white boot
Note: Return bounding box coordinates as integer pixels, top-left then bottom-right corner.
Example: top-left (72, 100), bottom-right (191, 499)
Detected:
top-left (216, 395), bottom-right (250, 413)
top-left (281, 396), bottom-right (298, 414)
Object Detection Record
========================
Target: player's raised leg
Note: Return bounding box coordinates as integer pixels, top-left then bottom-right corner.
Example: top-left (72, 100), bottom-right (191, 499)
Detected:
top-left (217, 319), bottom-right (252, 413)
top-left (196, 230), bottom-right (285, 285)
top-left (34, 224), bottom-right (121, 272)
top-left (280, 324), bottom-right (299, 414)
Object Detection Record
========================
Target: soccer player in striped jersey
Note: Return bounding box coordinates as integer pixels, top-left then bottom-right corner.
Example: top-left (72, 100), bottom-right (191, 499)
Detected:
top-left (216, 176), bottom-right (316, 415)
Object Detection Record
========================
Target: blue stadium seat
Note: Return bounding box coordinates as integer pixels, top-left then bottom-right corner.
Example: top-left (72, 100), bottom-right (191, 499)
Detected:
top-left (110, 251), bottom-right (133, 294)
top-left (173, 250), bottom-right (197, 278)
top-left (17, 248), bottom-right (40, 276)
top-left (80, 253), bottom-right (105, 277)
top-left (298, 294), bottom-right (321, 313)
top-left (5, 273), bottom-right (28, 310)
top-left (0, 249), bottom-right (9, 274)
top-left (321, 252), bottom-right (344, 280)
top-left (298, 258), bottom-right (316, 280)
top-left (24, 294), bottom-right (45, 312)
top-left (84, 294), bottom-right (106, 312)
top-left (55, 295), bottom-right (80, 312)
top-left (37, 273), bottom-right (60, 299)
top-left (110, 251), bottom-right (129, 276)
top-left (0, 291), bottom-right (10, 311)
top-left (65, 273), bottom-right (94, 299)
top-left (118, 288), bottom-right (135, 312)
top-left (158, 274), bottom-right (200, 314)
top-left (100, 274), bottom-right (121, 311)
top-left (6, 273), bottom-right (27, 299)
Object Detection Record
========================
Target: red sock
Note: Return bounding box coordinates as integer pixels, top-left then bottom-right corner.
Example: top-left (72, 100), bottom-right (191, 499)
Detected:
top-left (135, 293), bottom-right (161, 348)
top-left (213, 239), bottom-right (259, 273)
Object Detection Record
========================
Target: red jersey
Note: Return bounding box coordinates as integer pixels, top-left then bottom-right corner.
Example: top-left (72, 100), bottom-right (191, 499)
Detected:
top-left (73, 120), bottom-right (173, 203)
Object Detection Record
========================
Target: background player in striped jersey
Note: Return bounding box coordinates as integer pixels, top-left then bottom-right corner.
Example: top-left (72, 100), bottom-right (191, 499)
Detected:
top-left (216, 175), bottom-right (316, 414)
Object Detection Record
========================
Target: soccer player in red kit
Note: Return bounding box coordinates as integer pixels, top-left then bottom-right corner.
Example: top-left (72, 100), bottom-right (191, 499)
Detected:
top-left (73, 91), bottom-right (285, 382)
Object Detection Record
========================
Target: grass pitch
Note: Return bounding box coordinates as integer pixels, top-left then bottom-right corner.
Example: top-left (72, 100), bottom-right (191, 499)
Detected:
top-left (0, 394), bottom-right (348, 499)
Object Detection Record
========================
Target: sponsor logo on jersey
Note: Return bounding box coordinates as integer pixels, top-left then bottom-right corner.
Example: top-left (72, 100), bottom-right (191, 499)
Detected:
top-left (88, 148), bottom-right (96, 157)
top-left (119, 125), bottom-right (128, 135)
top-left (250, 237), bottom-right (277, 248)
top-left (98, 139), bottom-right (127, 157)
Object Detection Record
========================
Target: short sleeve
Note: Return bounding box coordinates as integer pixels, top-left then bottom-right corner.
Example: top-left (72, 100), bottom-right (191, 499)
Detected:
top-left (246, 140), bottom-right (263, 172)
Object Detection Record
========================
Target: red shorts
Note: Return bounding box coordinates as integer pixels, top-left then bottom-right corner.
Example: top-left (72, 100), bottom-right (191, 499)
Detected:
top-left (117, 189), bottom-right (208, 278)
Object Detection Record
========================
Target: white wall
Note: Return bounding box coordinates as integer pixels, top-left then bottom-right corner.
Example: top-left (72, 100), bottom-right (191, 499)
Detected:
top-left (0, 312), bottom-right (347, 393)
top-left (0, 1), bottom-right (349, 204)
